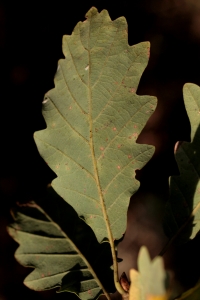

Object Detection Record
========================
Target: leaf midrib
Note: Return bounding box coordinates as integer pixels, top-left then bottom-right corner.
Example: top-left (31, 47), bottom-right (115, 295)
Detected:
top-left (87, 15), bottom-right (124, 296)
top-left (87, 13), bottom-right (113, 247)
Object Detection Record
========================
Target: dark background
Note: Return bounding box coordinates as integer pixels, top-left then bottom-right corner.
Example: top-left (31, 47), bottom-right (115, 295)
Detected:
top-left (1, 0), bottom-right (200, 299)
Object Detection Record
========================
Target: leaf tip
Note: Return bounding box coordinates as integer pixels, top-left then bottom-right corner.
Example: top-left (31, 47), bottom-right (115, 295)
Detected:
top-left (138, 245), bottom-right (150, 260)
top-left (138, 246), bottom-right (151, 270)
top-left (85, 6), bottom-right (98, 19)
top-left (183, 82), bottom-right (191, 93)
top-left (183, 82), bottom-right (200, 93)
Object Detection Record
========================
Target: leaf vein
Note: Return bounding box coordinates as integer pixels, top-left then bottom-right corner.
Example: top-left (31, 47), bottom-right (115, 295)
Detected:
top-left (54, 186), bottom-right (99, 204)
top-left (48, 97), bottom-right (89, 143)
top-left (104, 148), bottom-right (152, 192)
top-left (58, 63), bottom-right (88, 116)
top-left (91, 26), bottom-right (120, 89)
top-left (97, 101), bottom-right (150, 161)
top-left (93, 61), bottom-right (137, 123)
top-left (64, 35), bottom-right (88, 89)
top-left (34, 136), bottom-right (95, 180)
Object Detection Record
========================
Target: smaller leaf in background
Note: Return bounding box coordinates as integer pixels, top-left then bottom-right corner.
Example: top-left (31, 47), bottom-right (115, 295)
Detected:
top-left (7, 202), bottom-right (114, 300)
top-left (163, 83), bottom-right (200, 244)
top-left (129, 246), bottom-right (168, 300)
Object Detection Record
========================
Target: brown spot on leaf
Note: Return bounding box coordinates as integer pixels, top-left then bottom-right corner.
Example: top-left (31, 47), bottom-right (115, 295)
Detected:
top-left (132, 133), bottom-right (138, 138)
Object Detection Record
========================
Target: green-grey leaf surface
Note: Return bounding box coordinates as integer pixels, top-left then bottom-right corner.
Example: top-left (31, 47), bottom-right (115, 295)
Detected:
top-left (164, 83), bottom-right (200, 242)
top-left (8, 202), bottom-right (110, 300)
top-left (34, 7), bottom-right (156, 245)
